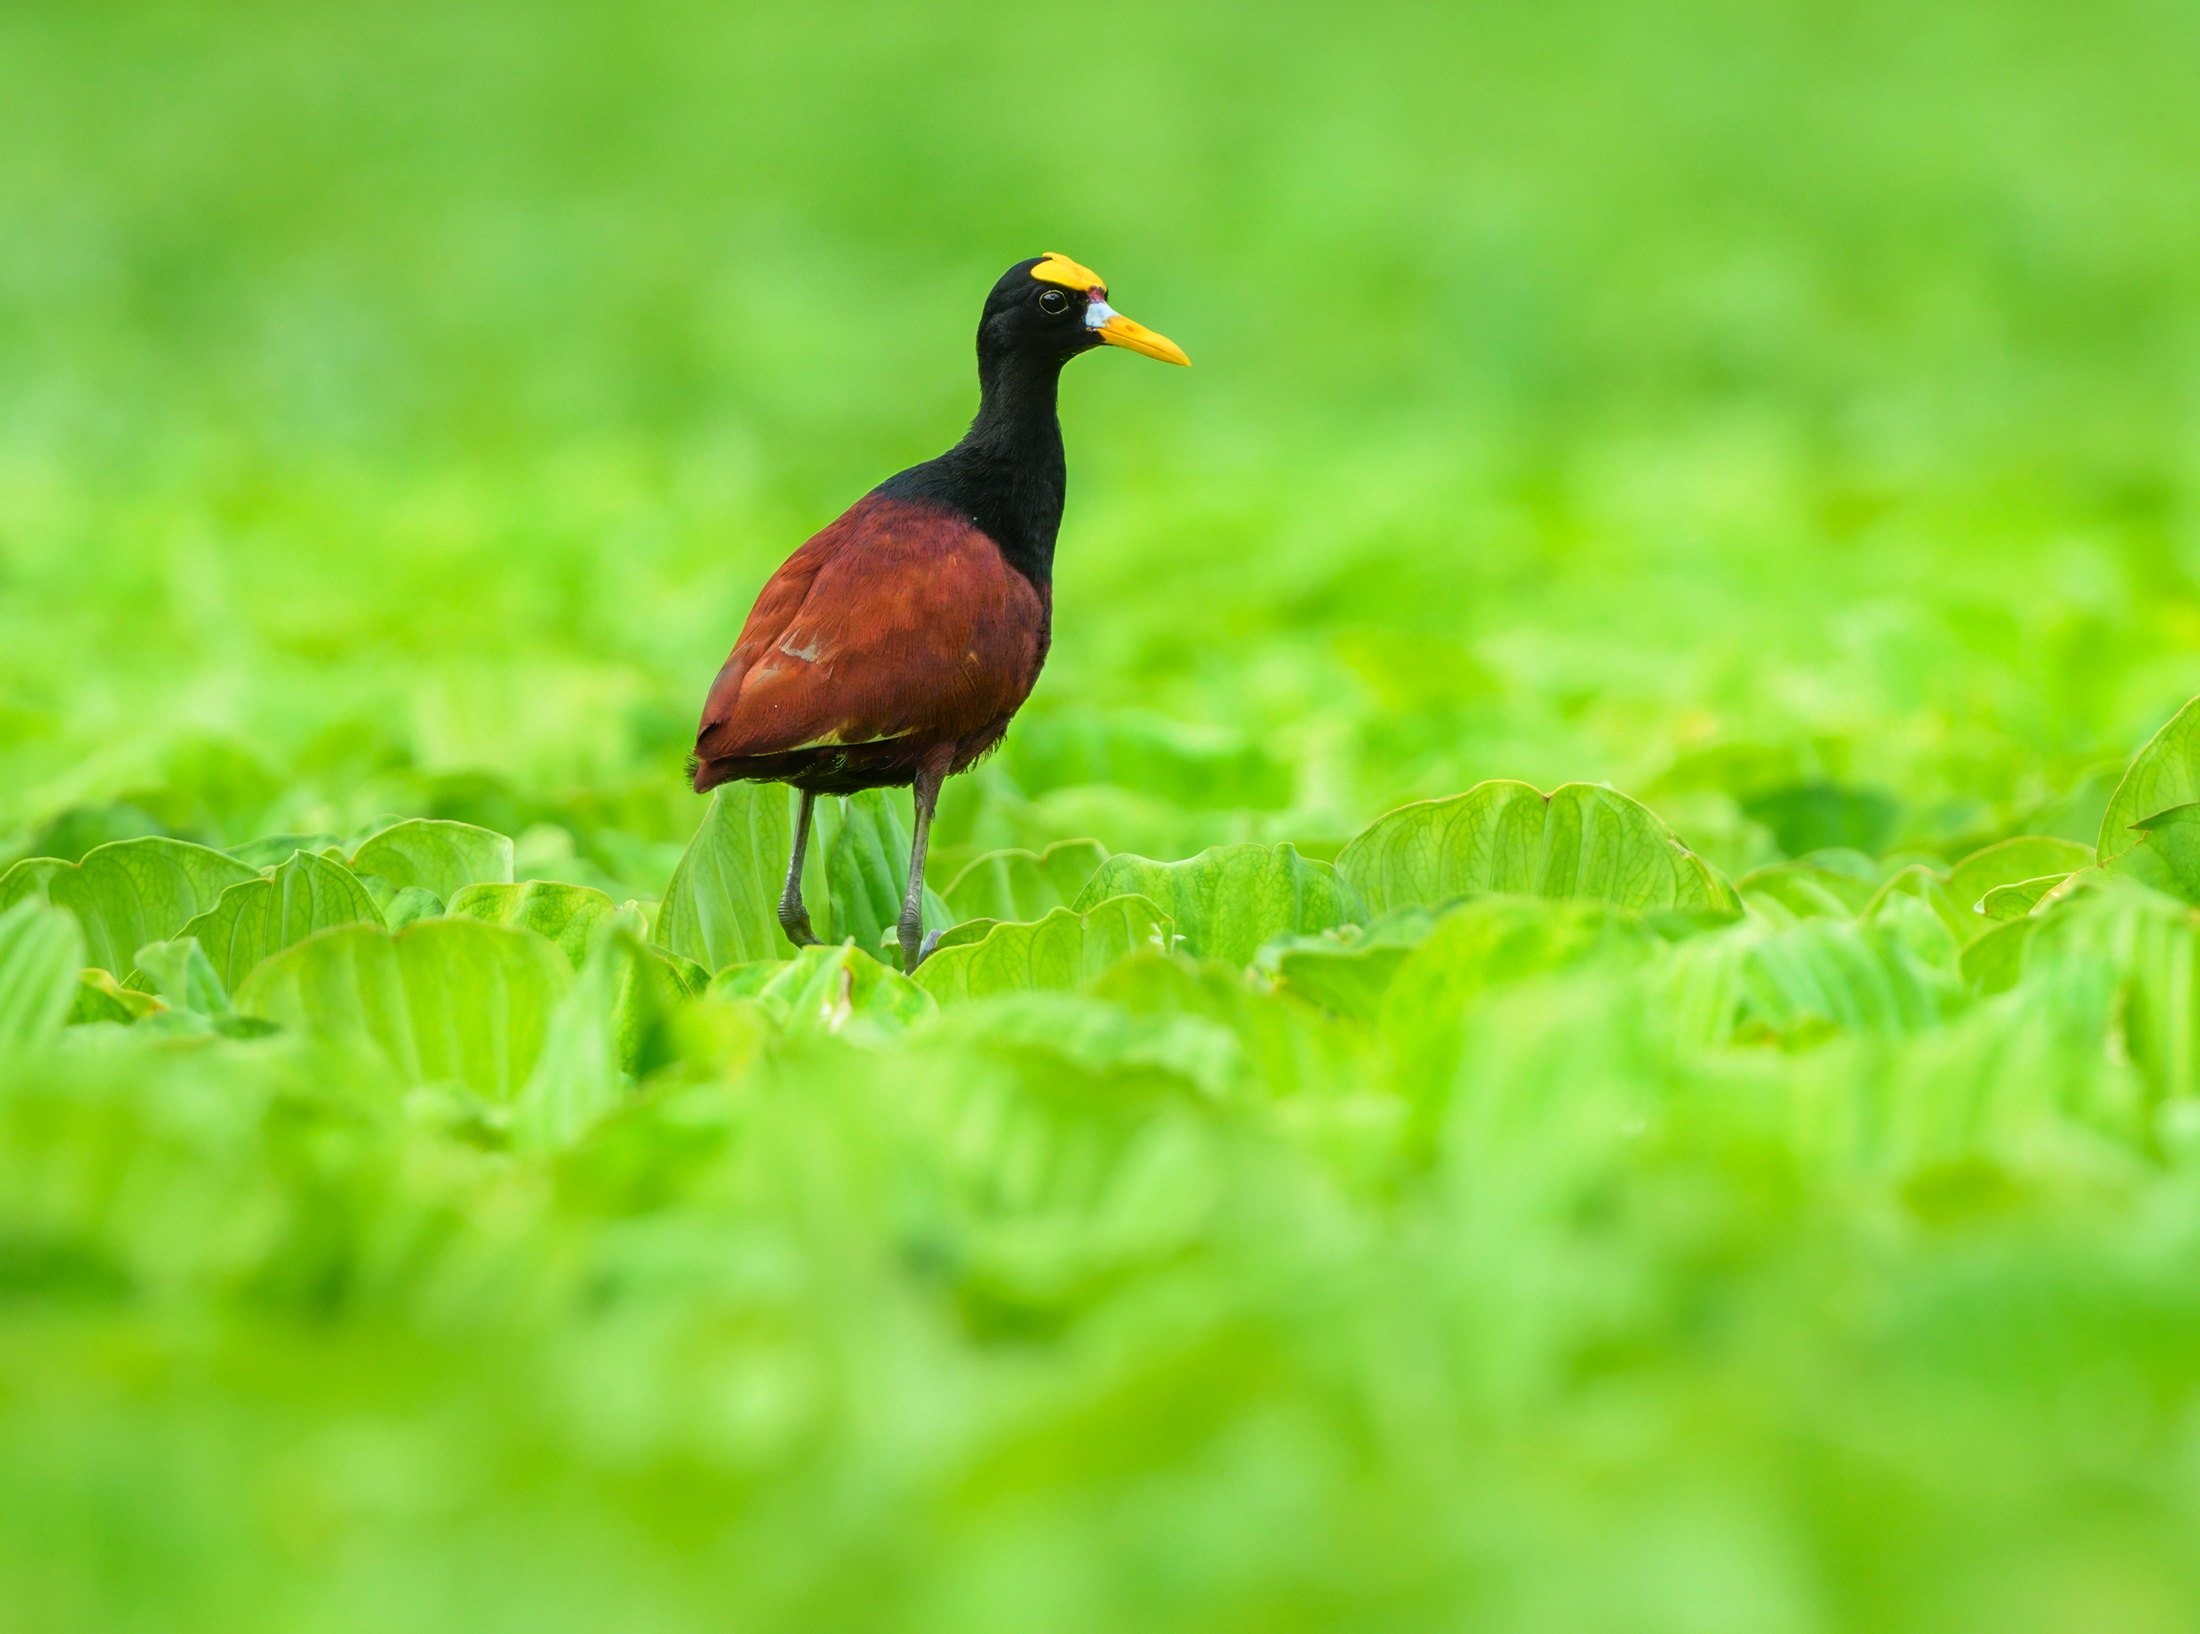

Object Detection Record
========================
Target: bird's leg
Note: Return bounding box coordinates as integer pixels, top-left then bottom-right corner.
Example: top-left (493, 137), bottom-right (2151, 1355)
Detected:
top-left (899, 751), bottom-right (952, 973)
top-left (778, 789), bottom-right (822, 947)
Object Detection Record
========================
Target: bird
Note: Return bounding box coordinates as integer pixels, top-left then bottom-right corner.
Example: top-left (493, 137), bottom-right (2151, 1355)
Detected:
top-left (689, 252), bottom-right (1189, 973)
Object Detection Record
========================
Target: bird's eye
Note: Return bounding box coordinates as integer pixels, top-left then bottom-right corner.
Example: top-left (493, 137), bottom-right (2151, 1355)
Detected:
top-left (1037, 287), bottom-right (1070, 315)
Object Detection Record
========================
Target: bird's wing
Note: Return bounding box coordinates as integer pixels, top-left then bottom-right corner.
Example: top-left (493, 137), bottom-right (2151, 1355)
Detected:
top-left (694, 497), bottom-right (1046, 764)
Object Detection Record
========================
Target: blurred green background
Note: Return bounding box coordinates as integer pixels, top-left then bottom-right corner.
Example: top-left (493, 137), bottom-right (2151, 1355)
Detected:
top-left (8, 1), bottom-right (2200, 1630)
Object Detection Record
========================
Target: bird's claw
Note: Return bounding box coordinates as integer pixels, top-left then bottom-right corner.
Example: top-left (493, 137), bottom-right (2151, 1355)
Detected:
top-left (779, 908), bottom-right (822, 947)
top-left (901, 926), bottom-right (942, 974)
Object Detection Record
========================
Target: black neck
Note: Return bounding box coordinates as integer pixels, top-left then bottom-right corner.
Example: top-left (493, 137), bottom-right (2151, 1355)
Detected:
top-left (871, 348), bottom-right (1068, 587)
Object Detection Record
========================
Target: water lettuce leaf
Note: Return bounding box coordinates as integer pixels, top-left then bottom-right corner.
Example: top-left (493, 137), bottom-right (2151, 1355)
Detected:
top-left (236, 919), bottom-right (573, 1099)
top-left (1960, 918), bottom-right (2035, 994)
top-left (2098, 697), bottom-right (2200, 861)
top-left (913, 894), bottom-right (1174, 1002)
top-left (351, 819), bottom-right (515, 901)
top-left (819, 789), bottom-right (954, 954)
top-left (512, 923), bottom-right (697, 1148)
top-left (944, 839), bottom-right (1109, 925)
top-left (382, 885), bottom-right (446, 929)
top-left (2026, 881), bottom-right (2200, 1096)
top-left (67, 967), bottom-right (161, 1026)
top-left (174, 850), bottom-right (385, 993)
top-left (1736, 919), bottom-right (1966, 1042)
top-left (1944, 836), bottom-right (2094, 914)
top-left (0, 897), bottom-right (84, 1054)
top-left (227, 833), bottom-right (345, 870)
top-left (707, 941), bottom-right (934, 1035)
top-left (1979, 874), bottom-right (2073, 921)
top-left (655, 783), bottom-right (795, 972)
top-left (1338, 781), bottom-right (1733, 917)
top-left (1862, 864), bottom-right (1973, 950)
top-left (131, 936), bottom-right (231, 1015)
top-left (1380, 896), bottom-right (1656, 1089)
top-left (1072, 842), bottom-right (1358, 968)
top-left (513, 934), bottom-right (630, 1152)
top-left (1257, 906), bottom-right (1441, 1023)
top-left (0, 838), bottom-right (258, 978)
top-left (448, 879), bottom-right (620, 970)
top-left (1735, 861), bottom-right (1878, 921)
top-left (2103, 802), bottom-right (2200, 906)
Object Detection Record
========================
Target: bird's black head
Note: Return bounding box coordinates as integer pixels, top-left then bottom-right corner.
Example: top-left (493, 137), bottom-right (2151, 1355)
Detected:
top-left (976, 253), bottom-right (1190, 376)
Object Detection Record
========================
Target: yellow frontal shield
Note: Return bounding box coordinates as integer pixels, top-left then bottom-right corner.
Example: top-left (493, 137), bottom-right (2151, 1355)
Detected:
top-left (1030, 252), bottom-right (1190, 366)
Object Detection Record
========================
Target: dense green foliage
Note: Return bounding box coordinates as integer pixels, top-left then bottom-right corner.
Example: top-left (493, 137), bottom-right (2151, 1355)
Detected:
top-left (6, 0), bottom-right (2200, 1628)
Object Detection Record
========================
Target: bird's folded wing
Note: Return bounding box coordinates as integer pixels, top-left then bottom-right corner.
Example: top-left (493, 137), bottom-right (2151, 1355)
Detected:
top-left (694, 498), bottom-right (1045, 764)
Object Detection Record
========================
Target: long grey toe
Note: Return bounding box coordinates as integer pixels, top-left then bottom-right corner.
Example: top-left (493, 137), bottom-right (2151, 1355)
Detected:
top-left (899, 921), bottom-right (935, 974)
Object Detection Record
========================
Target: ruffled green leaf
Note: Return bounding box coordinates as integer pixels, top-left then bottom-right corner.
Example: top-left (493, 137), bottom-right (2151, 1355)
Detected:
top-left (512, 922), bottom-right (688, 1149)
top-left (1736, 919), bottom-right (1966, 1043)
top-left (0, 897), bottom-right (85, 1054)
top-left (708, 942), bottom-right (934, 1035)
top-left (227, 832), bottom-right (344, 870)
top-left (2099, 697), bottom-right (2200, 861)
top-left (1980, 875), bottom-right (2073, 921)
top-left (615, 941), bottom-right (706, 1076)
top-left (447, 879), bottom-right (619, 970)
top-left (1961, 918), bottom-right (2035, 994)
top-left (132, 936), bottom-right (230, 1014)
top-left (381, 886), bottom-right (445, 929)
top-left (1257, 906), bottom-right (1441, 1023)
top-left (2103, 802), bottom-right (2200, 906)
top-left (1071, 843), bottom-right (1358, 968)
top-left (1381, 897), bottom-right (1656, 1088)
top-left (0, 838), bottom-right (257, 978)
top-left (1862, 864), bottom-right (1973, 950)
top-left (1338, 781), bottom-right (1733, 919)
top-left (944, 839), bottom-right (1109, 925)
top-left (913, 895), bottom-right (1175, 1003)
top-left (654, 784), bottom-right (794, 973)
top-left (2026, 882), bottom-right (2200, 1097)
top-left (235, 919), bottom-right (573, 1099)
top-left (351, 819), bottom-right (514, 901)
top-left (173, 850), bottom-right (384, 993)
top-left (67, 968), bottom-right (163, 1026)
top-left (819, 789), bottom-right (953, 953)
top-left (1736, 861), bottom-right (1877, 921)
top-left (1945, 836), bottom-right (2095, 915)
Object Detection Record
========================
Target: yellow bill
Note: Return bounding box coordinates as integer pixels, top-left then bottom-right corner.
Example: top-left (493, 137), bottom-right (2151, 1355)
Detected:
top-left (1091, 306), bottom-right (1190, 366)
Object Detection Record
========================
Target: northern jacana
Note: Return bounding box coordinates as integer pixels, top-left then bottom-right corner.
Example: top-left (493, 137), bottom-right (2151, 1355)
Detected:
top-left (690, 253), bottom-right (1189, 972)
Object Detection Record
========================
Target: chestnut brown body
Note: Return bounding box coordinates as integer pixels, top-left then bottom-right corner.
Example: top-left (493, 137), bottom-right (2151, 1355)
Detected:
top-left (691, 497), bottom-right (1051, 797)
